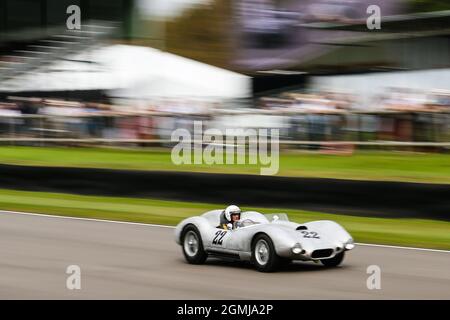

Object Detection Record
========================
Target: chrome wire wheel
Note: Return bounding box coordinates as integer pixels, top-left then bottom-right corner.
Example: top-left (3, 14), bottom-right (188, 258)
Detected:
top-left (183, 231), bottom-right (199, 257)
top-left (255, 239), bottom-right (270, 265)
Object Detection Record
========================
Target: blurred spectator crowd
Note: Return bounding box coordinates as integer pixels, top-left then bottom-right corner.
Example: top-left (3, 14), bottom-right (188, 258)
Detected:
top-left (0, 87), bottom-right (449, 148)
top-left (260, 88), bottom-right (450, 143)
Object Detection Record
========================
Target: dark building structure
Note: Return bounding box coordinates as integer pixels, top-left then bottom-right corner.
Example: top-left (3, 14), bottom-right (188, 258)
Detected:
top-left (0, 0), bottom-right (134, 41)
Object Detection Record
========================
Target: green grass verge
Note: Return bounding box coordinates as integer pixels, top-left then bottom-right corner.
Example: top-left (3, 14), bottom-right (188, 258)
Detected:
top-left (0, 188), bottom-right (448, 250)
top-left (0, 146), bottom-right (449, 183)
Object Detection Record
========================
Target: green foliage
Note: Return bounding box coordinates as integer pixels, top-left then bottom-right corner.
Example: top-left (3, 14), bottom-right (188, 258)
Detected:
top-left (409, 0), bottom-right (450, 12)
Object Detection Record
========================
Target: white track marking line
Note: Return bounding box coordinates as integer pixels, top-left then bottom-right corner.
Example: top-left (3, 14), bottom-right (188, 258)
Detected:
top-left (0, 209), bottom-right (175, 229)
top-left (354, 242), bottom-right (450, 253)
top-left (1, 209), bottom-right (449, 254)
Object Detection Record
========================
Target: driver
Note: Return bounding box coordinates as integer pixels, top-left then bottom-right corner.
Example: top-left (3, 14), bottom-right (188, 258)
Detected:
top-left (218, 205), bottom-right (241, 230)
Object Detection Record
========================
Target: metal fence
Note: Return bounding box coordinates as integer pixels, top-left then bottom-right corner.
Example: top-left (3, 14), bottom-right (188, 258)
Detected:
top-left (0, 110), bottom-right (449, 149)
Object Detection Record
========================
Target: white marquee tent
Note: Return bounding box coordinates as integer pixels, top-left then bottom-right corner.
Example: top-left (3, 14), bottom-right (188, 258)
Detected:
top-left (1, 45), bottom-right (251, 102)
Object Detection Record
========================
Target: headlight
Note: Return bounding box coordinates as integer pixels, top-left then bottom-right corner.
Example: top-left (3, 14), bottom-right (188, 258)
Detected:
top-left (291, 244), bottom-right (303, 254)
top-left (344, 239), bottom-right (355, 250)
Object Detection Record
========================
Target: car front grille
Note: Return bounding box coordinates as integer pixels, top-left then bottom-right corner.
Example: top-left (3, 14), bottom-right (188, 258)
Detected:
top-left (311, 249), bottom-right (334, 259)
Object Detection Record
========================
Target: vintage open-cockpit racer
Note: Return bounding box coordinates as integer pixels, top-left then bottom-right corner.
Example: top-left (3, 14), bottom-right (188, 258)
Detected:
top-left (175, 210), bottom-right (354, 272)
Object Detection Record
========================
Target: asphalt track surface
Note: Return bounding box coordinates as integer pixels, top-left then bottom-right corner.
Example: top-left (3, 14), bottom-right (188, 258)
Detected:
top-left (0, 211), bottom-right (449, 299)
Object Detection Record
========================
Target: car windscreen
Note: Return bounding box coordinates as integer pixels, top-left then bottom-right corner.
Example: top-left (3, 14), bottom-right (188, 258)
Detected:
top-left (236, 219), bottom-right (261, 228)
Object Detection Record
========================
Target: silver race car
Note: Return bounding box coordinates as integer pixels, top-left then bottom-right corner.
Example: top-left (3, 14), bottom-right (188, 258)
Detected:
top-left (175, 210), bottom-right (354, 272)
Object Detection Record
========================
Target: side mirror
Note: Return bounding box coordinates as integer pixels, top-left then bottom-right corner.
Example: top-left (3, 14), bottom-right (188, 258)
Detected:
top-left (227, 223), bottom-right (233, 230)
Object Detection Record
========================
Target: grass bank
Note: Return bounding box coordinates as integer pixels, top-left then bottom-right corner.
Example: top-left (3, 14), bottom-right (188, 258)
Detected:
top-left (0, 146), bottom-right (449, 183)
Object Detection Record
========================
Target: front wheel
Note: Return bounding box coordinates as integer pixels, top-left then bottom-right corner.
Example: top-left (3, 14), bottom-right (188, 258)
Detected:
top-left (182, 225), bottom-right (207, 264)
top-left (251, 234), bottom-right (281, 272)
top-left (320, 251), bottom-right (345, 267)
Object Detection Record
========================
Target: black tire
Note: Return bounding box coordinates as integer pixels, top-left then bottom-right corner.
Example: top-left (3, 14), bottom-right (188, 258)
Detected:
top-left (181, 225), bottom-right (207, 264)
top-left (251, 234), bottom-right (281, 272)
top-left (320, 251), bottom-right (345, 267)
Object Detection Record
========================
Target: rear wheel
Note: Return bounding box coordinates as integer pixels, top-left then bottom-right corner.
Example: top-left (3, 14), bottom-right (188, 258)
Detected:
top-left (182, 225), bottom-right (207, 264)
top-left (251, 234), bottom-right (281, 272)
top-left (320, 251), bottom-right (345, 267)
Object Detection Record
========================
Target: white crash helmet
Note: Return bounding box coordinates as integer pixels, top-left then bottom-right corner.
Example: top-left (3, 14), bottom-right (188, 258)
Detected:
top-left (224, 205), bottom-right (241, 222)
